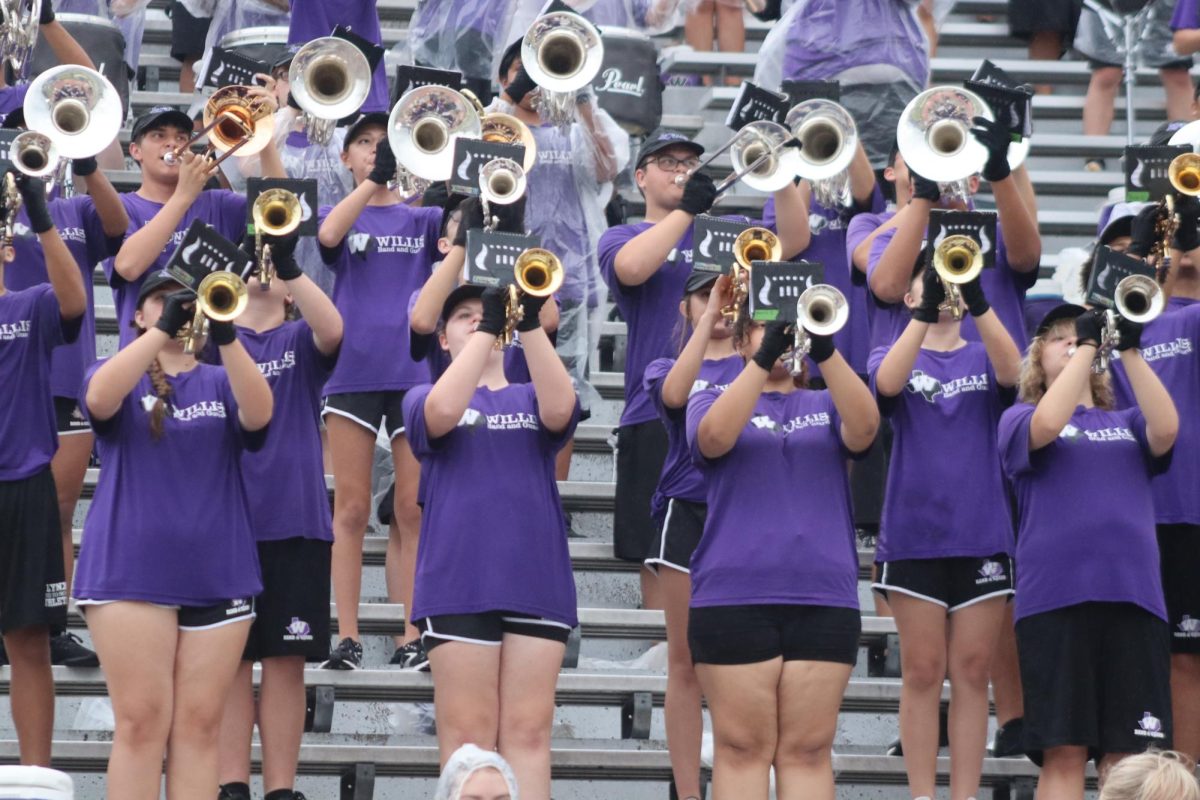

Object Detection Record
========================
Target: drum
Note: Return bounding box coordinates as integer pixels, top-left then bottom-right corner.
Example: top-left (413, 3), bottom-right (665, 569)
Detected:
top-left (28, 14), bottom-right (129, 115)
top-left (0, 766), bottom-right (73, 800)
top-left (218, 25), bottom-right (290, 67)
top-left (591, 26), bottom-right (661, 136)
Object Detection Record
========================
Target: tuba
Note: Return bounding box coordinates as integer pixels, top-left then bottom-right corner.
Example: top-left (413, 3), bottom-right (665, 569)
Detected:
top-left (897, 86), bottom-right (992, 200)
top-left (388, 85), bottom-right (481, 182)
top-left (288, 36), bottom-right (371, 146)
top-left (9, 130), bottom-right (56, 178)
top-left (24, 64), bottom-right (122, 159)
top-left (163, 85), bottom-right (276, 167)
top-left (725, 226), bottom-right (781, 322)
top-left (785, 98), bottom-right (857, 208)
top-left (184, 270), bottom-right (249, 355)
top-left (932, 234), bottom-right (984, 322)
top-left (0, 0), bottom-right (40, 80)
top-left (252, 188), bottom-right (302, 289)
top-left (521, 11), bottom-right (604, 128)
top-left (790, 283), bottom-right (848, 375)
top-left (501, 247), bottom-right (564, 346)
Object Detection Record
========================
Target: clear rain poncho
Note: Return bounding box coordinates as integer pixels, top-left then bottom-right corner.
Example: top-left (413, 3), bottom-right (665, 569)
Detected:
top-left (405, 0), bottom-right (518, 83)
top-left (754, 0), bottom-right (930, 168)
top-left (434, 745), bottom-right (520, 800)
top-left (188, 0), bottom-right (290, 99)
top-left (499, 0), bottom-right (682, 69)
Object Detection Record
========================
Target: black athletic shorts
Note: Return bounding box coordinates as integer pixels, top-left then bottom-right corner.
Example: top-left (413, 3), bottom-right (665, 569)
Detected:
top-left (322, 390), bottom-right (407, 439)
top-left (613, 419), bottom-right (668, 562)
top-left (873, 553), bottom-right (1014, 611)
top-left (688, 604), bottom-right (861, 666)
top-left (77, 597), bottom-right (255, 630)
top-left (645, 498), bottom-right (706, 575)
top-left (1157, 524), bottom-right (1200, 654)
top-left (243, 537), bottom-right (332, 662)
top-left (415, 611), bottom-right (573, 651)
top-left (54, 396), bottom-right (91, 436)
top-left (1016, 601), bottom-right (1172, 766)
top-left (169, 0), bottom-right (213, 62)
top-left (0, 468), bottom-right (67, 634)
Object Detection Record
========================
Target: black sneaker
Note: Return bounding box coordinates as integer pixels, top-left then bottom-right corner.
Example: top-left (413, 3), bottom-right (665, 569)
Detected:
top-left (990, 717), bottom-right (1026, 758)
top-left (217, 782), bottom-right (251, 800)
top-left (50, 631), bottom-right (100, 667)
top-left (390, 638), bottom-right (430, 671)
top-left (319, 637), bottom-right (363, 670)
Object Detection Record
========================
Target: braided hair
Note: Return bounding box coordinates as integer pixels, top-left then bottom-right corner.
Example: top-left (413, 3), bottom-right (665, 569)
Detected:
top-left (146, 357), bottom-right (173, 440)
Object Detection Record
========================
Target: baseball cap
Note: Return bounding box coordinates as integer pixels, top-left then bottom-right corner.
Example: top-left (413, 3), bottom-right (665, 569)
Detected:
top-left (1033, 303), bottom-right (1087, 338)
top-left (637, 129), bottom-right (704, 169)
top-left (441, 283), bottom-right (486, 324)
top-left (1149, 119), bottom-right (1189, 147)
top-left (1, 107), bottom-right (24, 130)
top-left (684, 269), bottom-right (720, 294)
top-left (342, 111), bottom-right (390, 152)
top-left (131, 106), bottom-right (194, 141)
top-left (136, 271), bottom-right (188, 309)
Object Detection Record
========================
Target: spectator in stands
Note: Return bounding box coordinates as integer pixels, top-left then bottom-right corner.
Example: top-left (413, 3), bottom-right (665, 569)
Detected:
top-left (999, 304), bottom-right (1177, 797)
top-left (434, 744), bottom-right (520, 800)
top-left (316, 115), bottom-right (443, 670)
top-left (1098, 750), bottom-right (1200, 800)
top-left (403, 281), bottom-right (579, 800)
top-left (683, 0), bottom-right (745, 87)
top-left (643, 271), bottom-right (741, 800)
top-left (0, 1), bottom-right (104, 124)
top-left (1008, 0), bottom-right (1083, 94)
top-left (75, 271), bottom-right (272, 800)
top-left (3, 111), bottom-right (129, 669)
top-left (215, 232), bottom-right (343, 800)
top-left (1076, 0), bottom-right (1192, 171)
top-left (870, 264), bottom-right (1021, 800)
top-left (1173, 0), bottom-right (1200, 59)
top-left (169, 0), bottom-right (212, 94)
top-left (597, 129), bottom-right (809, 608)
top-left (0, 176), bottom-right (86, 768)
top-left (687, 312), bottom-right (878, 800)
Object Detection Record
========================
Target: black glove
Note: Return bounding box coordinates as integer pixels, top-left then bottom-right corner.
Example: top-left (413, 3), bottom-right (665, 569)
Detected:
top-left (154, 290), bottom-right (195, 338)
top-left (72, 156), bottom-right (97, 177)
top-left (680, 172), bottom-right (718, 216)
top-left (911, 267), bottom-right (946, 323)
top-left (475, 286), bottom-right (509, 337)
top-left (506, 67), bottom-right (538, 106)
top-left (807, 332), bottom-right (835, 364)
top-left (1116, 316), bottom-right (1143, 352)
top-left (751, 320), bottom-right (793, 371)
top-left (490, 195), bottom-right (527, 234)
top-left (1074, 308), bottom-right (1106, 349)
top-left (960, 276), bottom-right (990, 317)
top-left (970, 115), bottom-right (1012, 183)
top-left (515, 292), bottom-right (549, 332)
top-left (266, 234), bottom-right (302, 281)
top-left (452, 197), bottom-right (486, 248)
top-left (367, 139), bottom-right (397, 186)
top-left (1172, 195), bottom-right (1200, 253)
top-left (16, 176), bottom-right (52, 233)
top-left (1128, 204), bottom-right (1160, 259)
top-left (910, 171), bottom-right (941, 203)
top-left (39, 0), bottom-right (54, 25)
top-left (208, 319), bottom-right (238, 346)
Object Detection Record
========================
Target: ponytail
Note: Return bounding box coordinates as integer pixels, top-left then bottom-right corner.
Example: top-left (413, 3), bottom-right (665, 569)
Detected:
top-left (147, 357), bottom-right (172, 440)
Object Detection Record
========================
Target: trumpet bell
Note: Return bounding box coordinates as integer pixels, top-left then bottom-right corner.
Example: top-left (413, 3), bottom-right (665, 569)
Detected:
top-left (389, 85), bottom-right (481, 182)
top-left (479, 157), bottom-right (526, 206)
top-left (288, 36), bottom-right (372, 123)
top-left (897, 85), bottom-right (992, 184)
top-left (514, 247), bottom-right (564, 297)
top-left (196, 270), bottom-right (249, 322)
top-left (933, 234), bottom-right (984, 285)
top-left (253, 188), bottom-right (302, 237)
top-left (24, 64), bottom-right (122, 159)
top-left (481, 111), bottom-right (538, 172)
top-left (1114, 274), bottom-right (1164, 324)
top-left (203, 85), bottom-right (276, 157)
top-left (731, 120), bottom-right (802, 193)
top-left (796, 284), bottom-right (849, 336)
top-left (9, 130), bottom-right (56, 178)
top-left (784, 99), bottom-right (857, 182)
top-left (732, 226), bottom-right (782, 270)
top-left (1169, 153), bottom-right (1200, 196)
top-left (521, 11), bottom-right (604, 93)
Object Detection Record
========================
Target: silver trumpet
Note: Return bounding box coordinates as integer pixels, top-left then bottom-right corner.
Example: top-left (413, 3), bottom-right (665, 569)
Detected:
top-left (24, 64), bottom-right (123, 159)
top-left (478, 157), bottom-right (526, 229)
top-left (521, 10), bottom-right (604, 129)
top-left (897, 85), bottom-right (992, 201)
top-left (1091, 276), bottom-right (1165, 373)
top-left (789, 284), bottom-right (848, 376)
top-left (289, 36), bottom-right (372, 146)
top-left (388, 85), bottom-right (481, 182)
top-left (786, 98), bottom-right (857, 209)
top-left (9, 130), bottom-right (57, 178)
top-left (0, 0), bottom-right (40, 80)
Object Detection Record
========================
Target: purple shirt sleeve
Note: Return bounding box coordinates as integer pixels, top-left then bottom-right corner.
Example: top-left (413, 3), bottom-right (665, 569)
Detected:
top-left (401, 384), bottom-right (436, 457)
top-left (998, 402), bottom-right (1036, 478)
top-left (1172, 0), bottom-right (1199, 30)
top-left (685, 386), bottom-right (721, 468)
top-left (598, 224), bottom-right (638, 295)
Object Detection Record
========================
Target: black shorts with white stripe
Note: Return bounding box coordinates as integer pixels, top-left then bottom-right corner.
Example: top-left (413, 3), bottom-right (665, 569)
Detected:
top-left (415, 611), bottom-right (573, 651)
top-left (645, 498), bottom-right (706, 575)
top-left (872, 553), bottom-right (1014, 612)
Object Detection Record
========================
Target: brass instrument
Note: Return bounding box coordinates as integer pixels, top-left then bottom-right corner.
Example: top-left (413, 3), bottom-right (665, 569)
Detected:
top-left (479, 157), bottom-right (526, 228)
top-left (252, 188), bottom-right (302, 289)
top-left (183, 270), bottom-right (249, 355)
top-left (725, 226), bottom-right (781, 322)
top-left (1169, 153), bottom-right (1200, 196)
top-left (790, 284), bottom-right (848, 376)
top-left (932, 234), bottom-right (984, 322)
top-left (501, 247), bottom-right (564, 346)
top-left (521, 11), bottom-right (605, 128)
top-left (388, 85), bottom-right (481, 182)
top-left (1, 0), bottom-right (40, 79)
top-left (675, 120), bottom-right (800, 197)
top-left (288, 36), bottom-right (372, 146)
top-left (785, 98), bottom-right (857, 208)
top-left (9, 130), bottom-right (57, 178)
top-left (24, 65), bottom-right (122, 159)
top-left (1, 171), bottom-right (18, 250)
top-left (1088, 276), bottom-right (1164, 373)
top-left (897, 86), bottom-right (992, 200)
top-left (163, 85), bottom-right (276, 167)
top-left (462, 89), bottom-right (539, 173)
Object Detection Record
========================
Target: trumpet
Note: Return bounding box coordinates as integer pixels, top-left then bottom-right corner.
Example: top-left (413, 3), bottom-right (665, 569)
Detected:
top-left (1088, 277), bottom-right (1166, 373)
top-left (463, 88), bottom-right (538, 172)
top-left (9, 130), bottom-right (57, 178)
top-left (789, 284), bottom-right (848, 376)
top-left (897, 86), bottom-right (992, 200)
top-left (501, 247), bottom-right (564, 346)
top-left (1170, 153), bottom-right (1200, 196)
top-left (786, 98), bottom-right (857, 208)
top-left (183, 270), bottom-right (249, 355)
top-left (1, 0), bottom-right (40, 79)
top-left (24, 65), bottom-right (122, 159)
top-left (288, 36), bottom-right (372, 146)
top-left (389, 85), bottom-right (481, 182)
top-left (521, 11), bottom-right (604, 128)
top-left (479, 157), bottom-right (526, 227)
top-left (1, 171), bottom-right (18, 250)
top-left (676, 120), bottom-right (800, 197)
top-left (164, 85), bottom-right (276, 168)
top-left (725, 227), bottom-right (781, 322)
top-left (932, 234), bottom-right (984, 321)
top-left (252, 188), bottom-right (302, 289)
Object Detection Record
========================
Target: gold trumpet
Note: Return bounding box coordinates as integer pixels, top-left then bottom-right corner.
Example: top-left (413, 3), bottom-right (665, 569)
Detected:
top-left (501, 247), bottom-right (564, 346)
top-left (1169, 153), bottom-right (1200, 196)
top-left (252, 188), bottom-right (302, 289)
top-left (932, 234), bottom-right (983, 321)
top-left (464, 89), bottom-right (538, 172)
top-left (184, 270), bottom-right (249, 355)
top-left (725, 227), bottom-right (781, 322)
top-left (164, 85), bottom-right (276, 167)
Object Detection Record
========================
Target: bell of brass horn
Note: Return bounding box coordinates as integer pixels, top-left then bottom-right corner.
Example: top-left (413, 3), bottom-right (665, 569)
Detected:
top-left (1169, 153), bottom-right (1200, 196)
top-left (479, 157), bottom-right (526, 206)
top-left (481, 112), bottom-right (538, 172)
top-left (1114, 274), bottom-right (1165, 324)
top-left (796, 284), bottom-right (849, 337)
top-left (785, 99), bottom-right (857, 183)
top-left (24, 64), bottom-right (122, 159)
top-left (897, 86), bottom-right (992, 185)
top-left (289, 36), bottom-right (372, 146)
top-left (521, 11), bottom-right (605, 94)
top-left (252, 188), bottom-right (302, 289)
top-left (388, 85), bottom-right (481, 182)
top-left (514, 247), bottom-right (564, 297)
top-left (184, 270), bottom-right (249, 354)
top-left (932, 234), bottom-right (983, 322)
top-left (204, 85), bottom-right (276, 156)
top-left (9, 130), bottom-right (57, 178)
top-left (729, 120), bottom-right (802, 194)
top-left (732, 226), bottom-right (782, 270)
top-left (1, 0), bottom-right (41, 79)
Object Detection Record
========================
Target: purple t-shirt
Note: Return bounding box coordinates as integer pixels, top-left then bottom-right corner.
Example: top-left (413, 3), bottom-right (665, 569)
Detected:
top-left (234, 321), bottom-right (336, 542)
top-left (6, 196), bottom-right (114, 399)
top-left (644, 354), bottom-right (743, 520)
top-left (104, 190), bottom-right (248, 346)
top-left (0, 84), bottom-right (28, 125)
top-left (1111, 299), bottom-right (1200, 525)
top-left (599, 221), bottom-right (695, 427)
top-left (75, 362), bottom-right (263, 605)
top-left (998, 403), bottom-right (1171, 621)
top-left (288, 0), bottom-right (391, 113)
top-left (403, 382), bottom-right (581, 626)
top-left (685, 387), bottom-right (861, 609)
top-left (1172, 0), bottom-right (1198, 29)
top-left (320, 203), bottom-right (441, 395)
top-left (0, 285), bottom-right (78, 480)
top-left (868, 342), bottom-right (1014, 561)
top-left (764, 187), bottom-right (887, 374)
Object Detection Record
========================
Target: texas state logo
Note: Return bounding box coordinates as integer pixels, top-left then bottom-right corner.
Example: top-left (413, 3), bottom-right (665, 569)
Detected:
top-left (1058, 423), bottom-right (1085, 443)
top-left (906, 370), bottom-right (943, 402)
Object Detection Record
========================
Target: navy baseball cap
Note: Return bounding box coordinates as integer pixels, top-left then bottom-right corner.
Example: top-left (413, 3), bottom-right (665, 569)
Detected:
top-left (684, 269), bottom-right (720, 294)
top-left (440, 284), bottom-right (486, 324)
top-left (637, 129), bottom-right (704, 169)
top-left (136, 271), bottom-right (188, 308)
top-left (1034, 303), bottom-right (1087, 337)
top-left (342, 111), bottom-right (390, 152)
top-left (1149, 119), bottom-right (1188, 146)
top-left (131, 106), bottom-right (194, 141)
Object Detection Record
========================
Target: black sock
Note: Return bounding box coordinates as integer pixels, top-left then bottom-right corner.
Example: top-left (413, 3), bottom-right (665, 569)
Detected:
top-left (265, 790), bottom-right (295, 800)
top-left (219, 782), bottom-right (251, 800)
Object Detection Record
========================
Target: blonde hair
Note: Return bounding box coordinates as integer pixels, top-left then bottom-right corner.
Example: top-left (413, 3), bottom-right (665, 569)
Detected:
top-left (1099, 750), bottom-right (1200, 800)
top-left (1017, 319), bottom-right (1114, 409)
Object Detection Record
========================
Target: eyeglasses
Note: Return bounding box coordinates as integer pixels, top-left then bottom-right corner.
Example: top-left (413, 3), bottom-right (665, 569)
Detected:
top-left (647, 154), bottom-right (701, 172)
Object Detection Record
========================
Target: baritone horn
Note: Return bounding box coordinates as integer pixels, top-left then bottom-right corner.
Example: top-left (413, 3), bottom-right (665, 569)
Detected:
top-left (500, 247), bottom-right (564, 346)
top-left (1, 0), bottom-right (41, 79)
top-left (932, 234), bottom-right (984, 321)
top-left (521, 11), bottom-right (604, 127)
top-left (252, 188), bottom-right (302, 289)
top-left (288, 36), bottom-right (372, 146)
top-left (897, 86), bottom-right (991, 198)
top-left (389, 85), bottom-right (481, 182)
top-left (790, 284), bottom-right (848, 376)
top-left (163, 85), bottom-right (276, 167)
top-left (184, 270), bottom-right (249, 354)
top-left (10, 130), bottom-right (57, 178)
top-left (24, 65), bottom-right (122, 159)
top-left (725, 226), bottom-right (781, 322)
